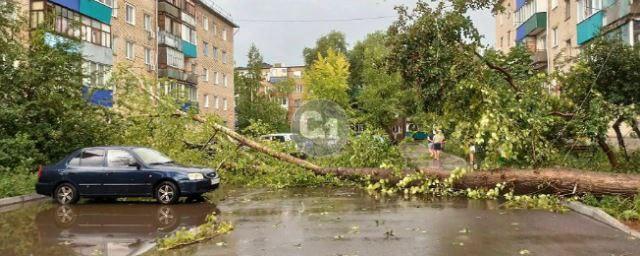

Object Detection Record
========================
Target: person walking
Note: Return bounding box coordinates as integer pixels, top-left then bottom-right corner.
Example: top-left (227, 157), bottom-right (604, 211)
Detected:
top-left (433, 129), bottom-right (445, 161)
top-left (427, 130), bottom-right (435, 158)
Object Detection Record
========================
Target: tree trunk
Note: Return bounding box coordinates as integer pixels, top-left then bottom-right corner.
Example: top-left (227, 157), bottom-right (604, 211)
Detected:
top-left (613, 117), bottom-right (629, 161)
top-left (597, 136), bottom-right (619, 169)
top-left (631, 118), bottom-right (640, 141)
top-left (320, 167), bottom-right (640, 197)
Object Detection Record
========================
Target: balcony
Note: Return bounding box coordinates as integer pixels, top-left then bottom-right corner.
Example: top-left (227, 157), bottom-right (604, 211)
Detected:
top-left (182, 40), bottom-right (197, 58)
top-left (531, 50), bottom-right (548, 69)
top-left (516, 0), bottom-right (527, 11)
top-left (577, 11), bottom-right (604, 45)
top-left (82, 86), bottom-right (113, 108)
top-left (81, 41), bottom-right (113, 65)
top-left (158, 67), bottom-right (185, 80)
top-left (49, 0), bottom-right (112, 25)
top-left (158, 67), bottom-right (198, 84)
top-left (158, 30), bottom-right (183, 50)
top-left (181, 11), bottom-right (196, 27)
top-left (181, 101), bottom-right (199, 113)
top-left (159, 1), bottom-right (181, 18)
top-left (603, 0), bottom-right (631, 26)
top-left (516, 12), bottom-right (547, 42)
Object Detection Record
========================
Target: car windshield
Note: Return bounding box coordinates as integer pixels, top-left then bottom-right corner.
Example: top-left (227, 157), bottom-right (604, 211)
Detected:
top-left (132, 148), bottom-right (174, 165)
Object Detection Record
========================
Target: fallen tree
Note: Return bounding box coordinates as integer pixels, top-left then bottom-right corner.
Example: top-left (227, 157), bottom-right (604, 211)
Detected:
top-left (135, 84), bottom-right (640, 198)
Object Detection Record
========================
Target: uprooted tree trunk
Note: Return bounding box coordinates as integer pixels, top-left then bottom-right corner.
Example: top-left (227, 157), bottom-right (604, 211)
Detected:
top-left (613, 117), bottom-right (629, 161)
top-left (631, 118), bottom-right (640, 141)
top-left (597, 136), bottom-right (619, 169)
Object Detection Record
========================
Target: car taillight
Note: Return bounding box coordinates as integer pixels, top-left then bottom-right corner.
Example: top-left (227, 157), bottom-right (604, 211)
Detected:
top-left (37, 165), bottom-right (43, 178)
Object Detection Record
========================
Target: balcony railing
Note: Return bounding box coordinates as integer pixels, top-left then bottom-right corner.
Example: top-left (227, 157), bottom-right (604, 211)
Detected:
top-left (182, 40), bottom-right (197, 58)
top-left (531, 50), bottom-right (548, 70)
top-left (158, 67), bottom-right (198, 84)
top-left (577, 10), bottom-right (604, 45)
top-left (158, 67), bottom-right (184, 81)
top-left (158, 30), bottom-right (182, 49)
top-left (516, 12), bottom-right (547, 42)
top-left (158, 1), bottom-right (180, 18)
top-left (603, 0), bottom-right (632, 26)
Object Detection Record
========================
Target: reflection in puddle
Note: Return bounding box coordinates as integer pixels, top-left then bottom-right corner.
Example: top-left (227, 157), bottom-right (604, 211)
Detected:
top-left (0, 201), bottom-right (218, 256)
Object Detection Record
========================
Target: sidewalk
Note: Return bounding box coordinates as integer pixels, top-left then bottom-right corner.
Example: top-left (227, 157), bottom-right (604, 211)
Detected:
top-left (400, 142), bottom-right (468, 171)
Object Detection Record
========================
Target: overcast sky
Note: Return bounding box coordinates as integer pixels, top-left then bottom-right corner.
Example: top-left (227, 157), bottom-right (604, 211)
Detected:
top-left (215, 0), bottom-right (495, 67)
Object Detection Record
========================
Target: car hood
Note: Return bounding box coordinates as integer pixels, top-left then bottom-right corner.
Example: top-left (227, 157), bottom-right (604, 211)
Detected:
top-left (150, 164), bottom-right (215, 174)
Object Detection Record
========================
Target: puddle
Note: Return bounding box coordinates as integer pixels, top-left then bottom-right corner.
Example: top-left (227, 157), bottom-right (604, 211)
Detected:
top-left (1, 187), bottom-right (639, 256)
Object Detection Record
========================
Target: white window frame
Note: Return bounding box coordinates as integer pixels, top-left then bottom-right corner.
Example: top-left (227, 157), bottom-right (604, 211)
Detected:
top-left (125, 3), bottom-right (135, 25)
top-left (552, 27), bottom-right (558, 47)
top-left (204, 94), bottom-right (210, 108)
top-left (223, 74), bottom-right (227, 87)
top-left (222, 28), bottom-right (227, 41)
top-left (552, 0), bottom-right (558, 9)
top-left (112, 0), bottom-right (118, 17)
top-left (214, 96), bottom-right (219, 109)
top-left (126, 41), bottom-right (134, 60)
top-left (204, 68), bottom-right (209, 81)
top-left (143, 13), bottom-right (151, 32)
top-left (144, 47), bottom-right (152, 64)
top-left (203, 42), bottom-right (209, 56)
top-left (203, 17), bottom-right (209, 31)
top-left (214, 72), bottom-right (219, 85)
top-left (223, 98), bottom-right (228, 110)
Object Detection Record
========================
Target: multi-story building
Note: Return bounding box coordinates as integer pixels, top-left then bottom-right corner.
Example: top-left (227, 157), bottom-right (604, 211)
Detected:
top-left (495, 0), bottom-right (640, 74)
top-left (18, 0), bottom-right (238, 127)
top-left (236, 63), bottom-right (306, 120)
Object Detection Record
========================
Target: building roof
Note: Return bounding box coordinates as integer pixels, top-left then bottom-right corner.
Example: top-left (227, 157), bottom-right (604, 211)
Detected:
top-left (196, 0), bottom-right (239, 28)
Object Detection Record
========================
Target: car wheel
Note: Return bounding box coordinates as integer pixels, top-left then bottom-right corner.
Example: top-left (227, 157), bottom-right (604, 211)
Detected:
top-left (156, 181), bottom-right (179, 205)
top-left (54, 183), bottom-right (79, 205)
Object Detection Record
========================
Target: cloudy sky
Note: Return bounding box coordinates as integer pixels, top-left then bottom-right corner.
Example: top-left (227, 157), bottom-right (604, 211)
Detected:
top-left (215, 0), bottom-right (495, 67)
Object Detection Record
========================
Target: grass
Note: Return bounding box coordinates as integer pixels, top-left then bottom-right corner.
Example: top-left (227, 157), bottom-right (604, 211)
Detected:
top-left (581, 194), bottom-right (640, 221)
top-left (0, 172), bottom-right (37, 198)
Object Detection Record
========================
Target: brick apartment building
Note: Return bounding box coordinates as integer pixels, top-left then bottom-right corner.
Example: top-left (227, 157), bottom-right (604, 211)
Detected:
top-left (236, 63), bottom-right (306, 120)
top-left (495, 0), bottom-right (640, 76)
top-left (16, 0), bottom-right (237, 127)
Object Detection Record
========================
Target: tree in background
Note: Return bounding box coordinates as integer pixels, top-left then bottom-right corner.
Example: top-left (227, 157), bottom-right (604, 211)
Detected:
top-left (303, 49), bottom-right (351, 110)
top-left (303, 30), bottom-right (348, 66)
top-left (351, 32), bottom-right (418, 141)
top-left (235, 44), bottom-right (288, 133)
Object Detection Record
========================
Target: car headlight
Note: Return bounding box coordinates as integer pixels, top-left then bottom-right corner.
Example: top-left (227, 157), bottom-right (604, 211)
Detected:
top-left (188, 173), bottom-right (204, 180)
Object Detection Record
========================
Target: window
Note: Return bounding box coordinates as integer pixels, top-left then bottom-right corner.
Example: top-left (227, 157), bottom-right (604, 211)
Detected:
top-left (112, 0), bottom-right (118, 17)
top-left (507, 30), bottom-right (511, 47)
top-left (203, 17), bottom-right (209, 31)
top-left (538, 35), bottom-right (547, 50)
top-left (552, 28), bottom-right (558, 47)
top-left (143, 13), bottom-right (151, 31)
top-left (204, 68), bottom-right (209, 81)
top-left (83, 61), bottom-right (111, 87)
top-left (181, 24), bottom-right (197, 44)
top-left (107, 150), bottom-right (136, 167)
top-left (214, 72), bottom-right (219, 84)
top-left (281, 97), bottom-right (288, 106)
top-left (500, 36), bottom-right (504, 48)
top-left (213, 47), bottom-right (219, 60)
top-left (203, 42), bottom-right (209, 56)
top-left (223, 74), bottom-right (227, 87)
top-left (166, 47), bottom-right (185, 69)
top-left (79, 149), bottom-right (105, 167)
top-left (126, 41), bottom-right (134, 60)
top-left (296, 85), bottom-right (303, 93)
top-left (222, 51), bottom-right (227, 64)
top-left (214, 96), bottom-right (219, 109)
top-left (635, 20), bottom-right (640, 45)
top-left (564, 0), bottom-right (571, 20)
top-left (213, 23), bottom-right (218, 35)
top-left (293, 71), bottom-right (302, 78)
top-left (144, 47), bottom-right (152, 65)
top-left (204, 94), bottom-right (210, 108)
top-left (125, 3), bottom-right (135, 25)
top-left (552, 0), bottom-right (558, 9)
top-left (223, 98), bottom-right (228, 110)
top-left (565, 39), bottom-right (572, 55)
top-left (222, 28), bottom-right (227, 41)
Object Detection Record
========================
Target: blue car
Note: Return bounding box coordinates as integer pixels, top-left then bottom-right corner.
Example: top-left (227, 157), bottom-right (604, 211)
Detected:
top-left (36, 147), bottom-right (220, 205)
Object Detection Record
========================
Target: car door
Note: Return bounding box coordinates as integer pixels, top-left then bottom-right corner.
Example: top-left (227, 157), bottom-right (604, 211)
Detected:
top-left (66, 149), bottom-right (106, 195)
top-left (104, 149), bottom-right (153, 196)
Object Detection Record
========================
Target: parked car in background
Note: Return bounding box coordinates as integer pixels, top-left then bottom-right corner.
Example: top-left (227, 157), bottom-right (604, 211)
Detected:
top-left (35, 147), bottom-right (220, 205)
top-left (259, 133), bottom-right (299, 142)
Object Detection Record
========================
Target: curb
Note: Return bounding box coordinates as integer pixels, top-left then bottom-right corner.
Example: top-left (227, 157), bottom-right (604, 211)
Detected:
top-left (565, 201), bottom-right (640, 239)
top-left (0, 193), bottom-right (46, 207)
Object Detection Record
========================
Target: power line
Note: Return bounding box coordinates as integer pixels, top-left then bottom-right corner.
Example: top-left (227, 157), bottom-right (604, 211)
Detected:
top-left (235, 16), bottom-right (396, 23)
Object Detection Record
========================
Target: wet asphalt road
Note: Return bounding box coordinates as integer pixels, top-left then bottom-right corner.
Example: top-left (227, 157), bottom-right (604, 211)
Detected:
top-left (1, 187), bottom-right (639, 256)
